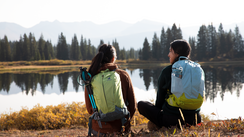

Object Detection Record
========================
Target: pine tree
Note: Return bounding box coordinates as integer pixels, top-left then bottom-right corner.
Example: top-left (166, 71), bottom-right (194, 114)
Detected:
top-left (76, 40), bottom-right (82, 60)
top-left (23, 33), bottom-right (30, 60)
top-left (70, 36), bottom-right (75, 60)
top-left (196, 25), bottom-right (208, 61)
top-left (189, 37), bottom-right (196, 60)
top-left (151, 33), bottom-right (160, 60)
top-left (138, 48), bottom-right (142, 60)
top-left (48, 40), bottom-right (55, 59)
top-left (83, 39), bottom-right (88, 60)
top-left (142, 37), bottom-right (151, 60)
top-left (177, 26), bottom-right (183, 39)
top-left (5, 36), bottom-right (12, 61)
top-left (38, 34), bottom-right (46, 60)
top-left (57, 32), bottom-right (69, 60)
top-left (91, 45), bottom-right (97, 58)
top-left (160, 27), bottom-right (167, 60)
top-left (98, 39), bottom-right (104, 49)
top-left (79, 35), bottom-right (84, 60)
top-left (29, 33), bottom-right (34, 60)
top-left (171, 23), bottom-right (178, 40)
top-left (44, 40), bottom-right (51, 60)
top-left (129, 48), bottom-right (135, 59)
top-left (125, 49), bottom-right (130, 59)
top-left (217, 23), bottom-right (226, 57)
top-left (166, 28), bottom-right (172, 57)
top-left (207, 24), bottom-right (218, 58)
top-left (29, 33), bottom-right (39, 60)
top-left (233, 25), bottom-right (243, 58)
top-left (225, 30), bottom-right (234, 58)
top-left (0, 36), bottom-right (12, 61)
top-left (53, 45), bottom-right (57, 58)
top-left (87, 39), bottom-right (93, 60)
top-left (67, 44), bottom-right (71, 59)
top-left (120, 48), bottom-right (126, 60)
top-left (13, 36), bottom-right (24, 61)
top-left (112, 39), bottom-right (120, 60)
top-left (171, 23), bottom-right (183, 40)
top-left (70, 34), bottom-right (81, 60)
top-left (18, 35), bottom-right (24, 61)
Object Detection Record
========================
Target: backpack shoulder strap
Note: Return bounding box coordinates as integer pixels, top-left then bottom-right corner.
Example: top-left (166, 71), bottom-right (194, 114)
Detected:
top-left (178, 56), bottom-right (188, 61)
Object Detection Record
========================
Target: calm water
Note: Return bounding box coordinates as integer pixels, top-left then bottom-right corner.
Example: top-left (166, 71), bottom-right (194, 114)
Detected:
top-left (1, 65), bottom-right (244, 120)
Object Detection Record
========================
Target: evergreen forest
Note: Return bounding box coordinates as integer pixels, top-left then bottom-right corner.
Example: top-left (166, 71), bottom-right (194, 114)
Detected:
top-left (0, 23), bottom-right (243, 62)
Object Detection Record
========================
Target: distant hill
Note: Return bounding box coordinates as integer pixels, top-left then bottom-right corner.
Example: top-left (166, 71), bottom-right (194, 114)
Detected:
top-left (1, 20), bottom-right (244, 50)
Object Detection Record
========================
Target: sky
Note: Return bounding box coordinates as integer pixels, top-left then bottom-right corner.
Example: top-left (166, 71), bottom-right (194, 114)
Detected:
top-left (0, 0), bottom-right (243, 28)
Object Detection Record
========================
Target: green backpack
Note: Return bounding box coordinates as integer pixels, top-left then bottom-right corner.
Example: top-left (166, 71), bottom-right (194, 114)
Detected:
top-left (89, 69), bottom-right (129, 133)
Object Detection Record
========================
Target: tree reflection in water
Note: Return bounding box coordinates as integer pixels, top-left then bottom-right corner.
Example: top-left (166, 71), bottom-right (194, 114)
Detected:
top-left (0, 66), bottom-right (244, 102)
top-left (136, 66), bottom-right (244, 102)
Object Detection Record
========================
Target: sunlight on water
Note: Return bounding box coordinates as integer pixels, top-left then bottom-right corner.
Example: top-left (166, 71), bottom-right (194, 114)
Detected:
top-left (0, 86), bottom-right (156, 114)
top-left (1, 85), bottom-right (243, 120)
top-left (1, 67), bottom-right (244, 120)
top-left (201, 85), bottom-right (244, 120)
top-left (0, 90), bottom-right (85, 114)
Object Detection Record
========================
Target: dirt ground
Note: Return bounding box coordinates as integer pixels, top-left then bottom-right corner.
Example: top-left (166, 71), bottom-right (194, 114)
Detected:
top-left (1, 123), bottom-right (244, 137)
top-left (0, 125), bottom-right (89, 137)
top-left (0, 124), bottom-right (149, 137)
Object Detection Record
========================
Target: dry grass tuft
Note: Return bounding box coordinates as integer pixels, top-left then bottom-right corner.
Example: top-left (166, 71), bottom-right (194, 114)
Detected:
top-left (0, 102), bottom-right (244, 136)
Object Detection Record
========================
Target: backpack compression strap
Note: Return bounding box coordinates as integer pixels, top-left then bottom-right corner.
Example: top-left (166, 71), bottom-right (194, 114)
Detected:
top-left (78, 67), bottom-right (102, 135)
top-left (78, 67), bottom-right (97, 110)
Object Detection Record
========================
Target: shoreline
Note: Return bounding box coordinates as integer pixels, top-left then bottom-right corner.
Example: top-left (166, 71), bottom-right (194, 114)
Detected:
top-left (0, 60), bottom-right (244, 73)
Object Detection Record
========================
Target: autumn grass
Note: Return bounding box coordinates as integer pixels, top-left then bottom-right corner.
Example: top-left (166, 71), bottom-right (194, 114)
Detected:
top-left (199, 60), bottom-right (244, 66)
top-left (0, 59), bottom-right (91, 66)
top-left (0, 102), bottom-right (148, 131)
top-left (0, 59), bottom-right (128, 73)
top-left (0, 102), bottom-right (90, 130)
top-left (1, 102), bottom-right (244, 136)
top-left (1, 59), bottom-right (244, 72)
top-left (0, 59), bottom-right (127, 67)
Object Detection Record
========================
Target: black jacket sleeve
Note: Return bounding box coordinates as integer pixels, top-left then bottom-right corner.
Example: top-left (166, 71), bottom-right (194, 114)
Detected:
top-left (155, 65), bottom-right (172, 109)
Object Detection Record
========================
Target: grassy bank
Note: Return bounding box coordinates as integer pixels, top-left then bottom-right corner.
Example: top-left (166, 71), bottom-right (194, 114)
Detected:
top-left (126, 59), bottom-right (244, 67)
top-left (1, 59), bottom-right (244, 75)
top-left (1, 59), bottom-right (244, 71)
top-left (0, 59), bottom-right (128, 73)
top-left (0, 59), bottom-right (88, 73)
top-left (0, 102), bottom-right (243, 136)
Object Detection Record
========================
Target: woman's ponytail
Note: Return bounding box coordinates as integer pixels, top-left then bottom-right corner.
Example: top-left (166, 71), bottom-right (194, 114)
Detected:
top-left (88, 52), bottom-right (104, 77)
top-left (88, 44), bottom-right (116, 77)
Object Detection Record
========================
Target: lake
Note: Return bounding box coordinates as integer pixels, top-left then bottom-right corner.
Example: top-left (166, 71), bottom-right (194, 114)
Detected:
top-left (1, 64), bottom-right (244, 120)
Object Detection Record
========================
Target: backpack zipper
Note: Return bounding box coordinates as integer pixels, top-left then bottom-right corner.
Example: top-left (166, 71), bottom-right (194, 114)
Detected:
top-left (102, 74), bottom-right (108, 109)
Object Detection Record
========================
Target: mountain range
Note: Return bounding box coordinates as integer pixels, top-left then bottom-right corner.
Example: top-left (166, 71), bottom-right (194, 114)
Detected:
top-left (1, 20), bottom-right (244, 50)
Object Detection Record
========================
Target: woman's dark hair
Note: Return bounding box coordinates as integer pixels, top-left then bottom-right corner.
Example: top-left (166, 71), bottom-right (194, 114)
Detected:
top-left (88, 44), bottom-right (116, 76)
top-left (170, 39), bottom-right (191, 63)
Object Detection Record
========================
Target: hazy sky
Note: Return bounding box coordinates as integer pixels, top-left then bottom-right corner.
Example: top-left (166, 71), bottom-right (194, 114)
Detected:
top-left (0, 0), bottom-right (243, 28)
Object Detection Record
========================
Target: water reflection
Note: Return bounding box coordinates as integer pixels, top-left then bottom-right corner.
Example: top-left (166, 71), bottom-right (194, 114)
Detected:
top-left (204, 66), bottom-right (244, 102)
top-left (0, 73), bottom-right (12, 92)
top-left (135, 65), bottom-right (244, 102)
top-left (0, 65), bottom-right (244, 103)
top-left (0, 72), bottom-right (80, 95)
